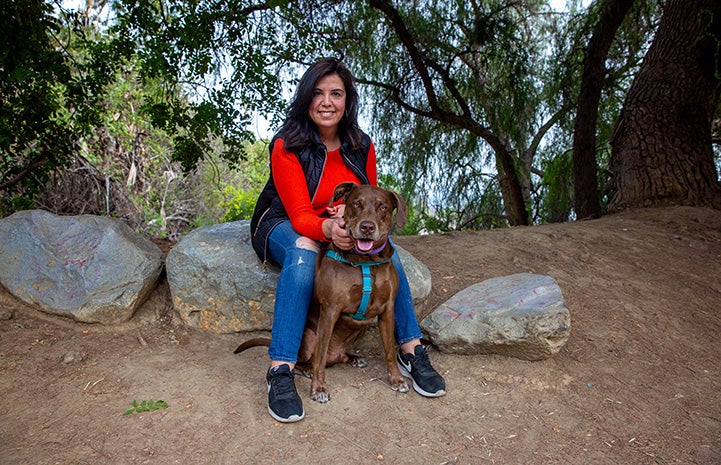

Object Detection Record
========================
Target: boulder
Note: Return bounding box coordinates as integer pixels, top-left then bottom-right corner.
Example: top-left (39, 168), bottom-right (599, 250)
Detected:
top-left (166, 221), bottom-right (278, 333)
top-left (396, 245), bottom-right (432, 306)
top-left (421, 273), bottom-right (570, 361)
top-left (166, 220), bottom-right (432, 334)
top-left (0, 210), bottom-right (164, 324)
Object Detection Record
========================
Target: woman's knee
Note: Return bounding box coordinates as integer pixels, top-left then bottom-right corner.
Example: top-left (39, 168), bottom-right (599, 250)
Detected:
top-left (281, 237), bottom-right (319, 274)
top-left (295, 236), bottom-right (321, 253)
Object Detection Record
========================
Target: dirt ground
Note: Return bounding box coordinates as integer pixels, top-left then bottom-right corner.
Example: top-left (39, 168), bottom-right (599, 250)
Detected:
top-left (1, 206), bottom-right (720, 465)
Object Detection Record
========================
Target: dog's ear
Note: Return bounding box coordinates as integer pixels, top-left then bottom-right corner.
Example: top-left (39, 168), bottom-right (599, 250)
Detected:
top-left (332, 182), bottom-right (357, 204)
top-left (390, 190), bottom-right (408, 229)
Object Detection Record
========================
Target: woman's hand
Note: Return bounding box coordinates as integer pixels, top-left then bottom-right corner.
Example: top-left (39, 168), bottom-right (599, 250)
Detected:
top-left (331, 218), bottom-right (354, 250)
top-left (323, 204), bottom-right (353, 250)
top-left (326, 203), bottom-right (345, 218)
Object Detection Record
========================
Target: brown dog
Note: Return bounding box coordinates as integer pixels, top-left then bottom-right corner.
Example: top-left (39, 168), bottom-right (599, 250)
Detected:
top-left (235, 182), bottom-right (410, 402)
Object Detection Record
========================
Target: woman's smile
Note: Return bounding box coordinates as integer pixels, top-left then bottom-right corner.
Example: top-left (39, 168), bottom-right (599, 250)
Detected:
top-left (309, 74), bottom-right (346, 133)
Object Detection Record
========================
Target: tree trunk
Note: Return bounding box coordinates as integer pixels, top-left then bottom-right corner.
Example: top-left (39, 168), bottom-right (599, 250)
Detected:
top-left (573, 0), bottom-right (635, 219)
top-left (608, 0), bottom-right (721, 211)
top-left (496, 146), bottom-right (529, 227)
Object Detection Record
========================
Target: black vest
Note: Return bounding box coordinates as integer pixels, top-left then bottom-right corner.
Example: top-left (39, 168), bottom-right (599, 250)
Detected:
top-left (249, 131), bottom-right (372, 263)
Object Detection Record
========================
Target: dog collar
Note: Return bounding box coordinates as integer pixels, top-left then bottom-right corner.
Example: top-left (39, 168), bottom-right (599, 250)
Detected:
top-left (324, 249), bottom-right (392, 321)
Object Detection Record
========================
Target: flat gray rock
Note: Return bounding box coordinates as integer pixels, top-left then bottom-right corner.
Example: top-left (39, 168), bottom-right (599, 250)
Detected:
top-left (421, 273), bottom-right (570, 361)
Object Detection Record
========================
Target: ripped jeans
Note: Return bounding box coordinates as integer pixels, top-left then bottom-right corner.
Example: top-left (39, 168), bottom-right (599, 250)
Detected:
top-left (266, 220), bottom-right (423, 363)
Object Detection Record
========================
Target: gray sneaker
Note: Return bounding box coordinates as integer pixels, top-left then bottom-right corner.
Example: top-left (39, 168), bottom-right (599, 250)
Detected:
top-left (397, 345), bottom-right (447, 397)
top-left (266, 365), bottom-right (305, 422)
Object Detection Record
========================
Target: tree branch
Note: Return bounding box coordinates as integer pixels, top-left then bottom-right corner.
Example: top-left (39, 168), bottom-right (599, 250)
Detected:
top-left (362, 0), bottom-right (517, 157)
top-left (525, 103), bottom-right (573, 162)
top-left (367, 0), bottom-right (472, 120)
top-left (367, 0), bottom-right (439, 108)
top-left (0, 159), bottom-right (46, 191)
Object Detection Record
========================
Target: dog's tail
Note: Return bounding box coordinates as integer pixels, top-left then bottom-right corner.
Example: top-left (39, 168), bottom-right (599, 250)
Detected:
top-left (233, 337), bottom-right (272, 354)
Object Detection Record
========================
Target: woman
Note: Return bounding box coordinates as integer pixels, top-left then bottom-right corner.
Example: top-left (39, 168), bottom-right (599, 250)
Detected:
top-left (250, 58), bottom-right (446, 423)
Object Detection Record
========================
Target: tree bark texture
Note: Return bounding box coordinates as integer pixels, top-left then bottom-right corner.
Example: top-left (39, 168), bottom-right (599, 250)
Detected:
top-left (573, 0), bottom-right (635, 219)
top-left (608, 0), bottom-right (721, 211)
top-left (496, 146), bottom-right (530, 227)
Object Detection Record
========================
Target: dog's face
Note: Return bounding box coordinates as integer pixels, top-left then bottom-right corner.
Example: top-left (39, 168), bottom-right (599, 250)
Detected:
top-left (332, 183), bottom-right (408, 253)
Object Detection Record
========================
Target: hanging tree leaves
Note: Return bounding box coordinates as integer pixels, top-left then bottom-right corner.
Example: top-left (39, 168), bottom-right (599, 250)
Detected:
top-left (4, 0), bottom-right (713, 228)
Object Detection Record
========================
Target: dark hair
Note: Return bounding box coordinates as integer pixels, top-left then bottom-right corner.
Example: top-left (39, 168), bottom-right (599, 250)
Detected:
top-left (277, 58), bottom-right (363, 152)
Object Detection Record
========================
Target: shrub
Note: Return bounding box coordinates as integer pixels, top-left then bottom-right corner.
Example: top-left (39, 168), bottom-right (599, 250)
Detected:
top-left (220, 185), bottom-right (259, 222)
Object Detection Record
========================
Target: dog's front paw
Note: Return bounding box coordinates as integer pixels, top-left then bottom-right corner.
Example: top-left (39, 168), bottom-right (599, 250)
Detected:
top-left (390, 376), bottom-right (410, 393)
top-left (311, 387), bottom-right (331, 403)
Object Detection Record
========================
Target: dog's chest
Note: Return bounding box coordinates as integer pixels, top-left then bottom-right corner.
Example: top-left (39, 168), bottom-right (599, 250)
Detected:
top-left (315, 257), bottom-right (398, 319)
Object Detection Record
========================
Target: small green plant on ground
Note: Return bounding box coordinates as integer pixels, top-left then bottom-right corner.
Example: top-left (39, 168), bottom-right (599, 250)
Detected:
top-left (123, 400), bottom-right (168, 415)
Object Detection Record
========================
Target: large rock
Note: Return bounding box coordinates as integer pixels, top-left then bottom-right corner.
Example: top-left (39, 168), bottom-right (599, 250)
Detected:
top-left (166, 220), bottom-right (431, 334)
top-left (166, 221), bottom-right (279, 333)
top-left (421, 273), bottom-right (570, 361)
top-left (396, 245), bottom-right (431, 306)
top-left (0, 210), bottom-right (164, 324)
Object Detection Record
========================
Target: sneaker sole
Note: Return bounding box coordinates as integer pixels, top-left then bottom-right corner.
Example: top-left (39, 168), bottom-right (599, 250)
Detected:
top-left (267, 406), bottom-right (305, 423)
top-left (397, 361), bottom-right (447, 398)
top-left (266, 381), bottom-right (305, 423)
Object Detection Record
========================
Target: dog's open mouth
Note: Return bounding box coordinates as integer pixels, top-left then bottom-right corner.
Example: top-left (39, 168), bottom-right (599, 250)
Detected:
top-left (354, 238), bottom-right (375, 253)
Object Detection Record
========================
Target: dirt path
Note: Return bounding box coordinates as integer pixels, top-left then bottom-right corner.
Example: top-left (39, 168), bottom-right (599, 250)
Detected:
top-left (1, 206), bottom-right (720, 465)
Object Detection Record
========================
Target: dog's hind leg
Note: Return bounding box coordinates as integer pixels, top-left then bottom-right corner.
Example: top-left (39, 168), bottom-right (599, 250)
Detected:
top-left (294, 361), bottom-right (313, 379)
top-left (346, 354), bottom-right (368, 368)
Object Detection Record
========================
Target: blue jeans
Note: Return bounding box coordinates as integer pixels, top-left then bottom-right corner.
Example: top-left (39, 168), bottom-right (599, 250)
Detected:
top-left (267, 220), bottom-right (423, 363)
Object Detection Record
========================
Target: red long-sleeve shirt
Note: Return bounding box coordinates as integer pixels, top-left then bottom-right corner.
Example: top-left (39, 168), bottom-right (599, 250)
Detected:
top-left (272, 138), bottom-right (378, 242)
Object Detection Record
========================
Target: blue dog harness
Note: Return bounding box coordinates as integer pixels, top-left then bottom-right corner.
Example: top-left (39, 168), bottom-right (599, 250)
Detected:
top-left (324, 248), bottom-right (392, 321)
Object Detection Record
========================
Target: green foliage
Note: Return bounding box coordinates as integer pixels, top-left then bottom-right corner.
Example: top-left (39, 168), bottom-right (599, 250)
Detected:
top-left (218, 139), bottom-right (269, 222)
top-left (331, 1), bottom-right (564, 228)
top-left (0, 2), bottom-right (148, 213)
top-left (538, 151), bottom-right (574, 223)
top-left (0, 1), bottom-right (82, 213)
top-left (0, 1), bottom-right (674, 232)
top-left (109, 0), bottom-right (292, 169)
top-left (123, 399), bottom-right (168, 415)
top-left (0, 3), bottom-right (272, 236)
top-left (337, 0), bottom-right (661, 228)
top-left (1, 1), bottom-right (264, 217)
top-left (220, 185), bottom-right (259, 222)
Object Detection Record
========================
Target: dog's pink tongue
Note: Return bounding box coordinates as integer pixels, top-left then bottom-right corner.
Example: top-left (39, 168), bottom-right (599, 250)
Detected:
top-left (356, 239), bottom-right (375, 252)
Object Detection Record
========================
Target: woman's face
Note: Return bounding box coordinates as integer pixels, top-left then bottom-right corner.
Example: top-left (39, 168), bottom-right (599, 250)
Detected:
top-left (308, 73), bottom-right (346, 134)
